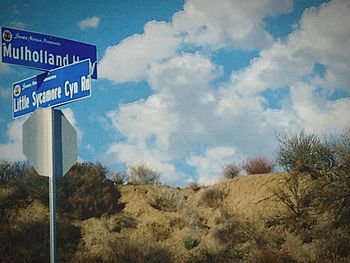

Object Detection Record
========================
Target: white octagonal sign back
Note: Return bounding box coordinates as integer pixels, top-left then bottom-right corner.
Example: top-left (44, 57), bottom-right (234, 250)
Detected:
top-left (23, 108), bottom-right (77, 177)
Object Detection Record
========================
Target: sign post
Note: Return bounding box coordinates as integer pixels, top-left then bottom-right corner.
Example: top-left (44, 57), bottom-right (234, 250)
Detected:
top-left (3, 26), bottom-right (96, 263)
top-left (23, 108), bottom-right (77, 263)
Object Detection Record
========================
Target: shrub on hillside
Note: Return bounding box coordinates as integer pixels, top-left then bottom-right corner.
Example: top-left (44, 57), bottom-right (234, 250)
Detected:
top-left (182, 208), bottom-right (206, 230)
top-left (144, 221), bottom-right (171, 241)
top-left (111, 171), bottom-right (127, 185)
top-left (148, 189), bottom-right (184, 212)
top-left (0, 161), bottom-right (35, 185)
top-left (126, 163), bottom-right (160, 185)
top-left (271, 172), bottom-right (317, 234)
top-left (275, 130), bottom-right (350, 229)
top-left (276, 131), bottom-right (335, 176)
top-left (183, 235), bottom-right (199, 250)
top-left (214, 218), bottom-right (255, 260)
top-left (321, 129), bottom-right (350, 228)
top-left (0, 162), bottom-right (49, 219)
top-left (57, 162), bottom-right (122, 220)
top-left (200, 188), bottom-right (226, 209)
top-left (0, 220), bottom-right (80, 262)
top-left (243, 156), bottom-right (274, 175)
top-left (188, 181), bottom-right (201, 191)
top-left (222, 163), bottom-right (241, 179)
top-left (110, 237), bottom-right (171, 263)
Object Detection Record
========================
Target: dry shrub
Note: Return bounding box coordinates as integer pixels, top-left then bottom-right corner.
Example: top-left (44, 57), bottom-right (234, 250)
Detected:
top-left (243, 156), bottom-right (274, 175)
top-left (313, 227), bottom-right (350, 261)
top-left (281, 232), bottom-right (317, 262)
top-left (144, 221), bottom-right (171, 241)
top-left (182, 208), bottom-right (206, 230)
top-left (276, 131), bottom-right (334, 175)
top-left (271, 173), bottom-right (317, 234)
top-left (148, 189), bottom-right (184, 212)
top-left (169, 216), bottom-right (186, 229)
top-left (0, 220), bottom-right (81, 263)
top-left (222, 163), bottom-right (241, 179)
top-left (111, 237), bottom-right (171, 263)
top-left (214, 208), bottom-right (234, 225)
top-left (248, 246), bottom-right (293, 263)
top-left (214, 217), bottom-right (257, 261)
top-left (126, 163), bottom-right (160, 185)
top-left (183, 247), bottom-right (211, 263)
top-left (200, 188), bottom-right (226, 209)
top-left (112, 171), bottom-right (127, 185)
top-left (57, 162), bottom-right (122, 220)
top-left (188, 181), bottom-right (201, 191)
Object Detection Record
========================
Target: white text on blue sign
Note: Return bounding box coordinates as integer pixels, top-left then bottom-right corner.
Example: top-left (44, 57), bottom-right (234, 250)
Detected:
top-left (13, 59), bottom-right (91, 118)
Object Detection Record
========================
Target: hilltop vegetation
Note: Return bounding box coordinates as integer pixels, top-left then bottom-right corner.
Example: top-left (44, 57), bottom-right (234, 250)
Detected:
top-left (0, 130), bottom-right (350, 262)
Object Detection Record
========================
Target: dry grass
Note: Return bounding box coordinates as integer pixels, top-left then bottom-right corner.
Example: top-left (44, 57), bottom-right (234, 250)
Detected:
top-left (0, 172), bottom-right (294, 262)
top-left (110, 172), bottom-right (286, 258)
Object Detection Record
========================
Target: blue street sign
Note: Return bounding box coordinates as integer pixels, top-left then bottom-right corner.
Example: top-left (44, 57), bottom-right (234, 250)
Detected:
top-left (1, 27), bottom-right (97, 79)
top-left (13, 59), bottom-right (91, 118)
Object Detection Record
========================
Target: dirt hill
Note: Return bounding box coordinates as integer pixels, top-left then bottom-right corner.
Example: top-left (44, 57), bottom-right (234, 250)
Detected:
top-left (72, 172), bottom-right (288, 261)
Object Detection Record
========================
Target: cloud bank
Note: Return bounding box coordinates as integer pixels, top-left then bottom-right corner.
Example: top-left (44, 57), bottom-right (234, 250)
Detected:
top-left (99, 0), bottom-right (350, 185)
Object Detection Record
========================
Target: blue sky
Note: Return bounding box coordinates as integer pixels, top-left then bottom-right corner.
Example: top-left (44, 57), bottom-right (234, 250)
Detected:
top-left (1, 0), bottom-right (349, 186)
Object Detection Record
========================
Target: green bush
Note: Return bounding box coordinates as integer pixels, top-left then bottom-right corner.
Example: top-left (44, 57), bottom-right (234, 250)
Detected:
top-left (183, 235), bottom-right (199, 250)
top-left (243, 156), bottom-right (274, 175)
top-left (126, 163), bottom-right (160, 185)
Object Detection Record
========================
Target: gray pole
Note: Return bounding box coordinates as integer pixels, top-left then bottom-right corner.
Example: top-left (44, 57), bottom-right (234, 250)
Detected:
top-left (49, 173), bottom-right (57, 263)
top-left (50, 108), bottom-right (58, 263)
top-left (23, 108), bottom-right (77, 263)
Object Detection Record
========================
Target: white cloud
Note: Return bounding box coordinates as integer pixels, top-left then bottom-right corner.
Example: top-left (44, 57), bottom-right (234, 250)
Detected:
top-left (102, 0), bottom-right (350, 186)
top-left (217, 0), bottom-right (350, 134)
top-left (99, 21), bottom-right (181, 83)
top-left (78, 16), bottom-right (100, 30)
top-left (187, 147), bottom-right (243, 185)
top-left (173, 0), bottom-right (293, 50)
top-left (0, 119), bottom-right (26, 162)
top-left (222, 0), bottom-right (350, 98)
top-left (104, 53), bottom-right (280, 185)
top-left (99, 0), bottom-right (294, 84)
top-left (290, 81), bottom-right (350, 134)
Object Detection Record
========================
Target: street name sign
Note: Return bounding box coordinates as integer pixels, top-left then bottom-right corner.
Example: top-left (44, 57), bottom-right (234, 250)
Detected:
top-left (12, 59), bottom-right (91, 118)
top-left (1, 26), bottom-right (97, 78)
top-left (3, 26), bottom-right (97, 263)
top-left (23, 108), bottom-right (77, 177)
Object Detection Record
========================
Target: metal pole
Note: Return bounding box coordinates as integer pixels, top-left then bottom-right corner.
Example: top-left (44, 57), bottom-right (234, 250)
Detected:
top-left (49, 173), bottom-right (57, 263)
top-left (50, 108), bottom-right (58, 263)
